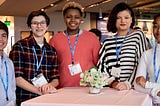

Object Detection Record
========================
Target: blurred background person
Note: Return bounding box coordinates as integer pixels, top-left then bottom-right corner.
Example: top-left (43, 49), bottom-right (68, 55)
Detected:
top-left (89, 28), bottom-right (102, 41)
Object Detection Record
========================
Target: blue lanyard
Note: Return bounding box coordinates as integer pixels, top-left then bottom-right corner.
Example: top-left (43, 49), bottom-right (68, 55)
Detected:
top-left (0, 61), bottom-right (9, 101)
top-left (115, 35), bottom-right (127, 64)
top-left (153, 46), bottom-right (160, 82)
top-left (66, 30), bottom-right (80, 64)
top-left (115, 29), bottom-right (130, 64)
top-left (32, 46), bottom-right (45, 71)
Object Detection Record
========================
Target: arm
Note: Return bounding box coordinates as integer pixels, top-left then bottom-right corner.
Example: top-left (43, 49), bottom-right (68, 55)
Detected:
top-left (134, 51), bottom-right (151, 94)
top-left (16, 77), bottom-right (42, 95)
top-left (97, 41), bottom-right (111, 85)
top-left (92, 34), bottom-right (101, 65)
top-left (41, 79), bottom-right (59, 94)
top-left (9, 42), bottom-right (42, 95)
top-left (41, 47), bottom-right (59, 94)
top-left (128, 31), bottom-right (149, 87)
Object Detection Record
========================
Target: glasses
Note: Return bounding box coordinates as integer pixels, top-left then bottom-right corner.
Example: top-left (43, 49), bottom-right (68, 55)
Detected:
top-left (31, 21), bottom-right (47, 26)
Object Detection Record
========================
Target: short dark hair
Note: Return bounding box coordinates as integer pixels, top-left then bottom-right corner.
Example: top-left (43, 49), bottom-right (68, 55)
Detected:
top-left (89, 28), bottom-right (102, 40)
top-left (107, 2), bottom-right (135, 33)
top-left (0, 21), bottom-right (9, 37)
top-left (153, 13), bottom-right (160, 23)
top-left (27, 10), bottom-right (50, 27)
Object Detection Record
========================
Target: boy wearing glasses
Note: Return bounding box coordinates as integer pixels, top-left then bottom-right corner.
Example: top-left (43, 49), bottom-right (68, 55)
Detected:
top-left (9, 10), bottom-right (59, 106)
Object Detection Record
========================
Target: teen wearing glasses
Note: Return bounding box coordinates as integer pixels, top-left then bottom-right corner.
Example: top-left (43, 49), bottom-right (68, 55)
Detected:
top-left (9, 10), bottom-right (59, 106)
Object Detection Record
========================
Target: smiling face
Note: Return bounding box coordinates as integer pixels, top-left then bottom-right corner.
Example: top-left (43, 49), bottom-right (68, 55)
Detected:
top-left (153, 16), bottom-right (160, 43)
top-left (0, 29), bottom-right (8, 55)
top-left (116, 10), bottom-right (132, 32)
top-left (64, 9), bottom-right (82, 35)
top-left (30, 15), bottom-right (48, 38)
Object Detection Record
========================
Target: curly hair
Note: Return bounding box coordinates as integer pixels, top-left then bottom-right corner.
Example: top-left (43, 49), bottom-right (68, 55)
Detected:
top-left (107, 2), bottom-right (135, 33)
top-left (62, 1), bottom-right (84, 16)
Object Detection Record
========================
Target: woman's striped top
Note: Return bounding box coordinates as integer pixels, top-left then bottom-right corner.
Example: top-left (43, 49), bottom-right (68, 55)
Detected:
top-left (97, 30), bottom-right (149, 86)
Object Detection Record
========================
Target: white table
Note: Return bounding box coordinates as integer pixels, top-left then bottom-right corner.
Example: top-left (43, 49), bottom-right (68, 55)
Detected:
top-left (21, 87), bottom-right (152, 106)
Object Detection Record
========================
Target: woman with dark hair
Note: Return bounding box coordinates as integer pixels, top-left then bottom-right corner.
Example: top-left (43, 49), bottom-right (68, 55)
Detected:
top-left (9, 10), bottom-right (59, 105)
top-left (97, 2), bottom-right (149, 91)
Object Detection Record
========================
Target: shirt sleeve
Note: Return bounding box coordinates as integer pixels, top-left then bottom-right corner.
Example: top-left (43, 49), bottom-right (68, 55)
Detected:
top-left (9, 42), bottom-right (25, 77)
top-left (134, 51), bottom-right (151, 95)
top-left (97, 41), bottom-right (111, 83)
top-left (92, 36), bottom-right (101, 65)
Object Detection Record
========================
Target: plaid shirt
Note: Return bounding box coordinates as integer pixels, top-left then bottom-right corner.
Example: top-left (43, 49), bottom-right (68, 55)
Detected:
top-left (9, 35), bottom-right (59, 104)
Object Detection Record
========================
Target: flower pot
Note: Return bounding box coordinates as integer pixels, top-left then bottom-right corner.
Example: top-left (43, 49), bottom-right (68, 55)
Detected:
top-left (89, 87), bottom-right (101, 94)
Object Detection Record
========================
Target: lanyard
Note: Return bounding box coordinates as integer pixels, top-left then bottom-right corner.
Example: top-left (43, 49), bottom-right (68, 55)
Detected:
top-left (32, 46), bottom-right (45, 71)
top-left (153, 46), bottom-right (160, 82)
top-left (115, 35), bottom-right (127, 64)
top-left (115, 29), bottom-right (130, 64)
top-left (66, 30), bottom-right (80, 64)
top-left (0, 61), bottom-right (9, 101)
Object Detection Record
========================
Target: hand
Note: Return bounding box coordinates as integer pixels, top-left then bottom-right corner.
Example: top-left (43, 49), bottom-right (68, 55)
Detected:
top-left (157, 91), bottom-right (160, 97)
top-left (115, 82), bottom-right (128, 91)
top-left (136, 76), bottom-right (146, 88)
top-left (40, 83), bottom-right (57, 94)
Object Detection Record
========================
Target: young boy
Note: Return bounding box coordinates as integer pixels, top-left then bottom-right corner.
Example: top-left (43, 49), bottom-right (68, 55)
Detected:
top-left (134, 13), bottom-right (160, 105)
top-left (0, 21), bottom-right (16, 106)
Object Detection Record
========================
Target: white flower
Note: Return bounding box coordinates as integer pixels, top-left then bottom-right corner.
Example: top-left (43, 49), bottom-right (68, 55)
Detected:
top-left (80, 66), bottom-right (107, 89)
top-left (80, 73), bottom-right (84, 78)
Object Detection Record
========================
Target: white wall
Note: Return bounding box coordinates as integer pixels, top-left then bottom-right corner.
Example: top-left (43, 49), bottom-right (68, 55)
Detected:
top-left (14, 11), bottom-right (91, 42)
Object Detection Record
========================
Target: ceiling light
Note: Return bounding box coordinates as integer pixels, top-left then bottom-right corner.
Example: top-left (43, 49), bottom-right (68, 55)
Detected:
top-left (41, 9), bottom-right (45, 11)
top-left (50, 4), bottom-right (54, 6)
top-left (99, 8), bottom-right (102, 19)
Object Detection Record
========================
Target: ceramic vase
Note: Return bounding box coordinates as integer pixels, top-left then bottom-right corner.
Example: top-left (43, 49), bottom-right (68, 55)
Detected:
top-left (89, 87), bottom-right (101, 94)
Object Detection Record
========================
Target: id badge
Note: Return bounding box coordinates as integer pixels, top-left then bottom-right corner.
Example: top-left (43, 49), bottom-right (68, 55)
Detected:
top-left (111, 67), bottom-right (121, 78)
top-left (31, 73), bottom-right (48, 87)
top-left (68, 63), bottom-right (82, 76)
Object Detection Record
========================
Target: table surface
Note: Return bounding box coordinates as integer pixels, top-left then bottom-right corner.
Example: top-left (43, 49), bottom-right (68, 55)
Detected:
top-left (21, 87), bottom-right (152, 106)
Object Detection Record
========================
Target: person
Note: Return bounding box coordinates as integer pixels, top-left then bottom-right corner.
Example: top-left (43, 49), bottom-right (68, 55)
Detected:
top-left (49, 2), bottom-right (101, 88)
top-left (134, 26), bottom-right (152, 49)
top-left (0, 21), bottom-right (16, 106)
top-left (97, 2), bottom-right (149, 91)
top-left (89, 28), bottom-right (102, 41)
top-left (9, 10), bottom-right (59, 105)
top-left (134, 13), bottom-right (160, 105)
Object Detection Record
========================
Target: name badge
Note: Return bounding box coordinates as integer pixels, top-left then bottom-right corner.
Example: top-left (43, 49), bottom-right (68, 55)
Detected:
top-left (68, 63), bottom-right (82, 76)
top-left (111, 67), bottom-right (121, 78)
top-left (31, 73), bottom-right (48, 87)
